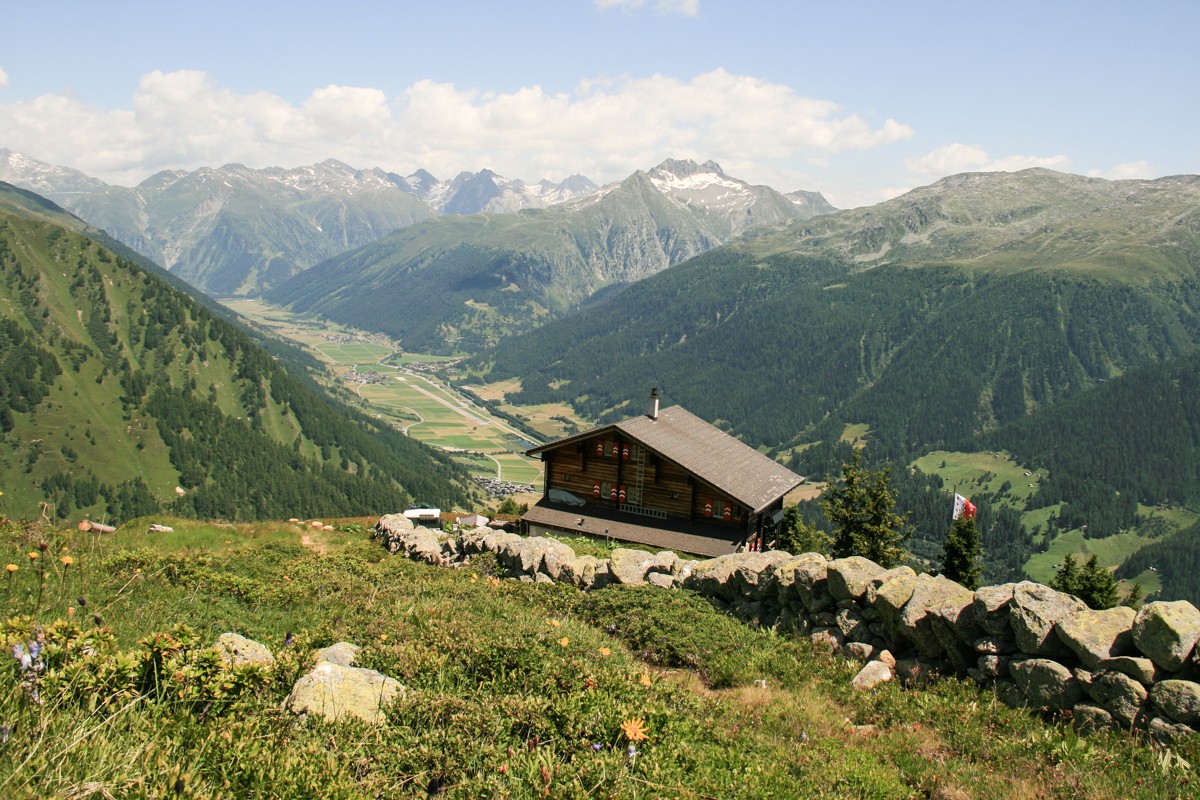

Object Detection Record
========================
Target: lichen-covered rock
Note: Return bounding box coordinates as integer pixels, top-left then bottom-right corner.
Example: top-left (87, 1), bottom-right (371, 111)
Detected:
top-left (869, 570), bottom-right (924, 639)
top-left (1133, 601), bottom-right (1200, 672)
top-left (810, 627), bottom-right (846, 653)
top-left (1009, 658), bottom-right (1082, 710)
top-left (286, 662), bottom-right (404, 724)
top-left (683, 551), bottom-right (791, 601)
top-left (609, 548), bottom-right (655, 585)
top-left (1088, 670), bottom-right (1147, 728)
top-left (214, 633), bottom-right (275, 667)
top-left (1072, 703), bottom-right (1114, 733)
top-left (843, 641), bottom-right (875, 663)
top-left (1056, 606), bottom-right (1136, 670)
top-left (558, 554), bottom-right (608, 590)
top-left (851, 660), bottom-right (893, 690)
top-left (827, 557), bottom-right (885, 602)
top-left (974, 636), bottom-right (1017, 655)
top-left (772, 553), bottom-right (832, 613)
top-left (1098, 656), bottom-right (1158, 686)
top-left (1150, 679), bottom-right (1200, 726)
top-left (973, 583), bottom-right (1019, 636)
top-left (978, 655), bottom-right (1009, 680)
top-left (539, 538), bottom-right (580, 581)
top-left (314, 642), bottom-right (361, 667)
top-left (836, 607), bottom-right (870, 642)
top-left (646, 550), bottom-right (680, 575)
top-left (1008, 583), bottom-right (1086, 659)
top-left (895, 575), bottom-right (974, 665)
top-left (646, 571), bottom-right (678, 589)
top-left (374, 513), bottom-right (414, 536)
top-left (1148, 716), bottom-right (1196, 744)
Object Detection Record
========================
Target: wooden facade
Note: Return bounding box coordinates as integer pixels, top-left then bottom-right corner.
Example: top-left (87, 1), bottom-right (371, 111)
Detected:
top-left (522, 395), bottom-right (803, 556)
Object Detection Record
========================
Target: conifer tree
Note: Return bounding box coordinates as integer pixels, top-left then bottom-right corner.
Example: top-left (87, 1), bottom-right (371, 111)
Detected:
top-left (821, 450), bottom-right (910, 567)
top-left (942, 515), bottom-right (982, 589)
top-left (779, 505), bottom-right (831, 556)
top-left (1050, 553), bottom-right (1120, 609)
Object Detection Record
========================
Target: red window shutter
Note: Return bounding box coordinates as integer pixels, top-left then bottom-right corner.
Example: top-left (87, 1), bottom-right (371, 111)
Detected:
top-left (610, 485), bottom-right (618, 501)
top-left (596, 440), bottom-right (604, 457)
top-left (723, 505), bottom-right (732, 521)
top-left (622, 444), bottom-right (631, 461)
top-left (618, 485), bottom-right (627, 503)
top-left (611, 441), bottom-right (619, 458)
top-left (704, 499), bottom-right (713, 517)
top-left (593, 481), bottom-right (601, 498)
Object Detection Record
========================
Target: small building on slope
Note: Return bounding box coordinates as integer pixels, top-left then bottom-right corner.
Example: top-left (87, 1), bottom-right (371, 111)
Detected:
top-left (521, 389), bottom-right (805, 557)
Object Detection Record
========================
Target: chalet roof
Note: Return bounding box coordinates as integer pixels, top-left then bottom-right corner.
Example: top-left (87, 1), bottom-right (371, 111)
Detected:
top-left (527, 405), bottom-right (804, 513)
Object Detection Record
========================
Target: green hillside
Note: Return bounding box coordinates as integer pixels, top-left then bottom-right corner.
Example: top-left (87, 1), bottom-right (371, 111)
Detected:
top-left (0, 184), bottom-right (473, 522)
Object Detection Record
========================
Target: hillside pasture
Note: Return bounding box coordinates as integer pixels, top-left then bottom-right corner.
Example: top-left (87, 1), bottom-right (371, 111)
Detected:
top-left (912, 450), bottom-right (1043, 504)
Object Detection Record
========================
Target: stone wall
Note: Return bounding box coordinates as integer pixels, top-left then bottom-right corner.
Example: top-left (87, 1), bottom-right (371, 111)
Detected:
top-left (374, 514), bottom-right (1200, 741)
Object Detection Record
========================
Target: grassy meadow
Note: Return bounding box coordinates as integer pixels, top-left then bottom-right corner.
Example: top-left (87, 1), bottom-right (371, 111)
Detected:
top-left (2, 515), bottom-right (1198, 799)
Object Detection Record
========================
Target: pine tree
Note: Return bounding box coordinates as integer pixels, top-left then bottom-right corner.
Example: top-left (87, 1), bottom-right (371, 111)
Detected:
top-left (778, 505), bottom-right (831, 556)
top-left (821, 450), bottom-right (910, 568)
top-left (942, 515), bottom-right (983, 589)
top-left (1049, 553), bottom-right (1120, 609)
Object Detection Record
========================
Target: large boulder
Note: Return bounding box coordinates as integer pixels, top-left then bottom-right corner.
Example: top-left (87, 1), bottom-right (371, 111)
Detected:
top-left (375, 513), bottom-right (414, 536)
top-left (1087, 670), bottom-right (1147, 728)
top-left (1009, 658), bottom-right (1083, 710)
top-left (559, 554), bottom-right (610, 590)
top-left (973, 583), bottom-right (1019, 637)
top-left (1150, 679), bottom-right (1200, 726)
top-left (609, 548), bottom-right (655, 585)
top-left (684, 551), bottom-right (792, 601)
top-left (533, 538), bottom-right (578, 580)
top-left (1055, 606), bottom-right (1136, 670)
top-left (897, 575), bottom-right (974, 664)
top-left (287, 662), bottom-right (405, 724)
top-left (869, 570), bottom-right (924, 640)
top-left (827, 557), bottom-right (886, 603)
top-left (1008, 583), bottom-right (1087, 659)
top-left (389, 526), bottom-right (446, 564)
top-left (851, 660), bottom-right (893, 691)
top-left (214, 633), bottom-right (275, 667)
top-left (771, 553), bottom-right (832, 612)
top-left (1132, 601), bottom-right (1200, 672)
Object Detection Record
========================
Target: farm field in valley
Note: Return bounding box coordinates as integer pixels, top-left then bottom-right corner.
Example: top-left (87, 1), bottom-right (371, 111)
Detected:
top-left (220, 299), bottom-right (544, 487)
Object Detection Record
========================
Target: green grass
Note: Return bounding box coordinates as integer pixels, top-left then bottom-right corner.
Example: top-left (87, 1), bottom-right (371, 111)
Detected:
top-left (2, 516), bottom-right (1197, 799)
top-left (912, 449), bottom-right (1043, 504)
top-left (1024, 528), bottom-right (1159, 584)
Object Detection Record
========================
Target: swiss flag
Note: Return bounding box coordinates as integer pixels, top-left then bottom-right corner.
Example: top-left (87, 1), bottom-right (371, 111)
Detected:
top-left (953, 494), bottom-right (977, 521)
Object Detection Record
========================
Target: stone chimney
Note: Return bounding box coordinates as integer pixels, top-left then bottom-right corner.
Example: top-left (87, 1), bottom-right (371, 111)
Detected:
top-left (647, 388), bottom-right (660, 420)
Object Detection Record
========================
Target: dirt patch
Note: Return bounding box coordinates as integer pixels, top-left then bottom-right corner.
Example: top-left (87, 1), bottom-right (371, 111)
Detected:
top-left (300, 533), bottom-right (329, 555)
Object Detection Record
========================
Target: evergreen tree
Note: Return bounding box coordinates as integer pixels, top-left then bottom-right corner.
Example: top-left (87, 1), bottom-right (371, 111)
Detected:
top-left (942, 515), bottom-right (983, 589)
top-left (778, 505), bottom-right (832, 556)
top-left (821, 450), bottom-right (910, 567)
top-left (1049, 553), bottom-right (1120, 609)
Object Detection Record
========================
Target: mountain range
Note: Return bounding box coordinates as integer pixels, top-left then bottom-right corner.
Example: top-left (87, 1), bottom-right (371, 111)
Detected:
top-left (266, 158), bottom-right (833, 351)
top-left (0, 150), bottom-right (833, 298)
top-left (477, 168), bottom-right (1200, 448)
top-left (0, 180), bottom-right (472, 522)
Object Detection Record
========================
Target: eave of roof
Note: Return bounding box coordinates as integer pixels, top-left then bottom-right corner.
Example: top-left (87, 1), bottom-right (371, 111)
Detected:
top-left (521, 501), bottom-right (739, 558)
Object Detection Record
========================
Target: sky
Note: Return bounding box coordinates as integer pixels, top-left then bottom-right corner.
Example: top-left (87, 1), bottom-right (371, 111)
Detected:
top-left (1, 1), bottom-right (1197, 208)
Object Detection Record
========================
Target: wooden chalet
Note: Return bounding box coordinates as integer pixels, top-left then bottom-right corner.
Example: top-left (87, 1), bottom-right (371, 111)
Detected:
top-left (521, 390), bottom-right (805, 557)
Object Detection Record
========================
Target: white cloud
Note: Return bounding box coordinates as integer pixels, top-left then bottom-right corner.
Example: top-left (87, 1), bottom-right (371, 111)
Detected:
top-left (0, 68), bottom-right (912, 189)
top-left (595, 0), bottom-right (700, 15)
top-left (0, 67), bottom-right (9, 88)
top-left (905, 143), bottom-right (1070, 181)
top-left (1088, 160), bottom-right (1155, 180)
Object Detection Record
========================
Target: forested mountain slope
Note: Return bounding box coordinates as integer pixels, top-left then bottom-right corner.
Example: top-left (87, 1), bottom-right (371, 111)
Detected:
top-left (479, 169), bottom-right (1200, 455)
top-left (0, 183), bottom-right (472, 522)
top-left (267, 160), bottom-right (831, 353)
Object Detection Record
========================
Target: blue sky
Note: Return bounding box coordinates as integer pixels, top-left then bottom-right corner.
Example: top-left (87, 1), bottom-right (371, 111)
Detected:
top-left (2, 0), bottom-right (1196, 207)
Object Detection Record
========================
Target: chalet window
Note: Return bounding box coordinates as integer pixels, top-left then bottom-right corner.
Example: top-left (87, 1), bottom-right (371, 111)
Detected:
top-left (601, 481), bottom-right (613, 501)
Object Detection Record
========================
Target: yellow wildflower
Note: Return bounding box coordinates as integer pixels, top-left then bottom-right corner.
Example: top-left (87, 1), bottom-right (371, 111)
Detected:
top-left (27, 552), bottom-right (38, 561)
top-left (598, 647), bottom-right (611, 657)
top-left (639, 673), bottom-right (652, 687)
top-left (379, 633), bottom-right (388, 642)
top-left (620, 718), bottom-right (649, 742)
top-left (546, 619), bottom-right (561, 628)
top-left (5, 564), bottom-right (16, 574)
top-left (558, 636), bottom-right (570, 647)
top-left (61, 555), bottom-right (74, 567)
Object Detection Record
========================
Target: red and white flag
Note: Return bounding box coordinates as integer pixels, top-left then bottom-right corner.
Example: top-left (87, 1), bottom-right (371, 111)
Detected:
top-left (953, 494), bottom-right (977, 521)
